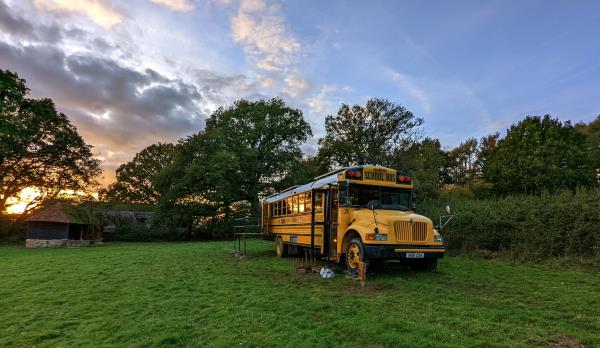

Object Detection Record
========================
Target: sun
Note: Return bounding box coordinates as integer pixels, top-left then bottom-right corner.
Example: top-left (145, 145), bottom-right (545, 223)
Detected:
top-left (5, 187), bottom-right (41, 214)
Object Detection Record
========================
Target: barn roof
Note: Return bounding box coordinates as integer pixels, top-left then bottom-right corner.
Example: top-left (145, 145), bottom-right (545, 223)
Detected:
top-left (26, 205), bottom-right (86, 224)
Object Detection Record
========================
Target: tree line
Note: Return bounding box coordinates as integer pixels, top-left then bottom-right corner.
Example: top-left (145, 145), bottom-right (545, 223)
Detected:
top-left (2, 68), bottom-right (600, 239)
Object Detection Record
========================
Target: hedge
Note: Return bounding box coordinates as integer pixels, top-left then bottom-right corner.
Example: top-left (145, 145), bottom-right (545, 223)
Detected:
top-left (418, 188), bottom-right (600, 263)
top-left (0, 215), bottom-right (25, 241)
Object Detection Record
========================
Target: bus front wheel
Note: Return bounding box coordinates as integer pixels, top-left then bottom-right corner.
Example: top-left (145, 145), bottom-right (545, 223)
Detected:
top-left (275, 236), bottom-right (288, 258)
top-left (345, 238), bottom-right (366, 273)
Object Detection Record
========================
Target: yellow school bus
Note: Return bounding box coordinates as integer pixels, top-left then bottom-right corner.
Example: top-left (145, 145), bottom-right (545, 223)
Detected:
top-left (261, 165), bottom-right (446, 272)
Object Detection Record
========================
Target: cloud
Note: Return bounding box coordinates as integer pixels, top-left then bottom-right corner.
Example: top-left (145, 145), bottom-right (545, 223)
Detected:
top-left (308, 84), bottom-right (338, 113)
top-left (149, 0), bottom-right (194, 12)
top-left (258, 76), bottom-right (275, 87)
top-left (239, 0), bottom-right (265, 12)
top-left (0, 1), bottom-right (63, 42)
top-left (0, 2), bottom-right (274, 185)
top-left (32, 0), bottom-right (124, 28)
top-left (0, 40), bottom-right (205, 185)
top-left (0, 1), bottom-right (35, 38)
top-left (283, 75), bottom-right (309, 97)
top-left (1, 0), bottom-right (314, 185)
top-left (230, 0), bottom-right (300, 73)
top-left (387, 69), bottom-right (432, 114)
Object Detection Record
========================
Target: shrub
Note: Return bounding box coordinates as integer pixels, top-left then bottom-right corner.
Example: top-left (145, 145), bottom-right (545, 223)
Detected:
top-left (0, 215), bottom-right (26, 241)
top-left (109, 224), bottom-right (189, 242)
top-left (418, 188), bottom-right (600, 264)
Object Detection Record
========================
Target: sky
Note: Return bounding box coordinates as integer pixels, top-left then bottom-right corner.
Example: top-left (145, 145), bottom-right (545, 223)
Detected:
top-left (1, 0), bottom-right (599, 186)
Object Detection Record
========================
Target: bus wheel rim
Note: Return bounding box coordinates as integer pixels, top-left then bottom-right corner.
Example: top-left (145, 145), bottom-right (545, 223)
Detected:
top-left (347, 243), bottom-right (360, 269)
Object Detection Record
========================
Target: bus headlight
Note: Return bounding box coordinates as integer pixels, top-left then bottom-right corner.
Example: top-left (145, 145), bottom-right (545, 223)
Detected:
top-left (434, 235), bottom-right (444, 243)
top-left (366, 233), bottom-right (388, 241)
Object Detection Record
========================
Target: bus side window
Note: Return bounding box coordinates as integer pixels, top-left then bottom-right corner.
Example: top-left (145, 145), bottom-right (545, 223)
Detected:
top-left (332, 190), bottom-right (338, 222)
top-left (286, 197), bottom-right (292, 215)
top-left (315, 193), bottom-right (323, 213)
top-left (292, 195), bottom-right (298, 214)
top-left (305, 192), bottom-right (312, 212)
top-left (282, 199), bottom-right (287, 215)
top-left (299, 193), bottom-right (305, 213)
top-left (270, 203), bottom-right (274, 217)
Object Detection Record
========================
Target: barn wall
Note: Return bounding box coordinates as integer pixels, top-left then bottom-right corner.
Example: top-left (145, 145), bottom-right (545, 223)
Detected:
top-left (26, 222), bottom-right (69, 240)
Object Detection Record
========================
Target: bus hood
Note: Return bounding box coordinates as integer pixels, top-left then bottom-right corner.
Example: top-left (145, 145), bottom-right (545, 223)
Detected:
top-left (349, 209), bottom-right (434, 243)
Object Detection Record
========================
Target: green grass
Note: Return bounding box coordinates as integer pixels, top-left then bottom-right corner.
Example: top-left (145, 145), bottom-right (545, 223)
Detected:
top-left (0, 241), bottom-right (599, 347)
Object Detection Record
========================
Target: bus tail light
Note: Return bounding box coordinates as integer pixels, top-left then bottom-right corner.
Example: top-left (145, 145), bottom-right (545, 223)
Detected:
top-left (397, 174), bottom-right (412, 184)
top-left (345, 168), bottom-right (363, 180)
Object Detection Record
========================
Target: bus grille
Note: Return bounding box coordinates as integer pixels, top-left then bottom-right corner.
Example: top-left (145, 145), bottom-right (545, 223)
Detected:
top-left (393, 221), bottom-right (429, 242)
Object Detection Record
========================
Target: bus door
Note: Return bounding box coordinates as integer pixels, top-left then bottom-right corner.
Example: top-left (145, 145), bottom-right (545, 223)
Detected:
top-left (323, 188), bottom-right (339, 260)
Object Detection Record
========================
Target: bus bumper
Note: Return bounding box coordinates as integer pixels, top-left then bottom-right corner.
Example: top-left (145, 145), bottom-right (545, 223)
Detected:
top-left (364, 244), bottom-right (446, 259)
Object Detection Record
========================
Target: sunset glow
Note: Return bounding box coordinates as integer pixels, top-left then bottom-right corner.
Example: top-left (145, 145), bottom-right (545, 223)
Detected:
top-left (5, 188), bottom-right (41, 215)
top-left (4, 188), bottom-right (99, 215)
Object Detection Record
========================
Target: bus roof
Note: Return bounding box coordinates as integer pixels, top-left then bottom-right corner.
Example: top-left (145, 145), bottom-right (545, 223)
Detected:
top-left (263, 168), bottom-right (344, 203)
top-left (263, 164), bottom-right (410, 203)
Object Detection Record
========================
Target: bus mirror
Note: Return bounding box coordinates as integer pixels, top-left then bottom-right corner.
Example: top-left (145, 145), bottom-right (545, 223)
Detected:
top-left (338, 181), bottom-right (349, 204)
top-left (339, 190), bottom-right (348, 203)
top-left (366, 200), bottom-right (381, 210)
top-left (339, 181), bottom-right (348, 190)
top-left (446, 205), bottom-right (452, 215)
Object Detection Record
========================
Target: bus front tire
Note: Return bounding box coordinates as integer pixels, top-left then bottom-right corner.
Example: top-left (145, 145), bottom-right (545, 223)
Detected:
top-left (345, 238), bottom-right (367, 274)
top-left (275, 237), bottom-right (288, 258)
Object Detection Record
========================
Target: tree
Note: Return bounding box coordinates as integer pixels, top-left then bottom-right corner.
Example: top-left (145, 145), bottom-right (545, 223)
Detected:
top-left (445, 138), bottom-right (479, 185)
top-left (157, 98), bottom-right (312, 224)
top-left (440, 133), bottom-right (499, 197)
top-left (277, 155), bottom-right (330, 189)
top-left (0, 69), bottom-right (101, 214)
top-left (476, 132), bottom-right (500, 179)
top-left (395, 138), bottom-right (445, 200)
top-left (318, 98), bottom-right (423, 167)
top-left (484, 115), bottom-right (594, 195)
top-left (103, 143), bottom-right (176, 204)
top-left (0, 70), bottom-right (28, 165)
top-left (575, 115), bottom-right (600, 182)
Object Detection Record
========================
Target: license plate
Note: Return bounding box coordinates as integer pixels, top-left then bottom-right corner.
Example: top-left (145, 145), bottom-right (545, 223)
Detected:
top-left (406, 252), bottom-right (424, 258)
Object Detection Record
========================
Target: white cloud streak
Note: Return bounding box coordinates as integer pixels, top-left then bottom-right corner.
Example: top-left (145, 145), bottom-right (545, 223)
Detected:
top-left (387, 69), bottom-right (432, 114)
top-left (32, 0), bottom-right (123, 28)
top-left (149, 0), bottom-right (194, 12)
top-left (224, 0), bottom-right (308, 97)
top-left (230, 1), bottom-right (300, 73)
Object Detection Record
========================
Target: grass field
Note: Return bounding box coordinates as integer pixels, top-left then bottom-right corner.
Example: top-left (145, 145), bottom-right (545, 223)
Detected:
top-left (0, 241), bottom-right (599, 347)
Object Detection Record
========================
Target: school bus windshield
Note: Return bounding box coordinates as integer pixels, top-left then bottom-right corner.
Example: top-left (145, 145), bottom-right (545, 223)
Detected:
top-left (346, 184), bottom-right (411, 210)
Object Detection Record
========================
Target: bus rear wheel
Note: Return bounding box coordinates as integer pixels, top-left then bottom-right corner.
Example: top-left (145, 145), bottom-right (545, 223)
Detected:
top-left (345, 238), bottom-right (366, 274)
top-left (275, 236), bottom-right (288, 258)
